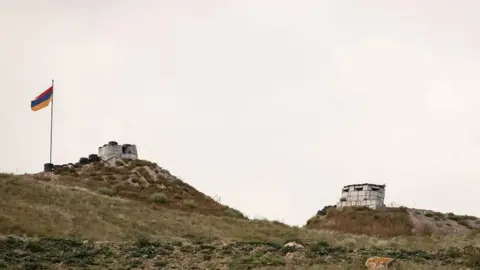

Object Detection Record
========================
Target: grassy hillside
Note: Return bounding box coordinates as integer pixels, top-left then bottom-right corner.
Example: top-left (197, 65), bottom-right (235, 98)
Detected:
top-left (306, 206), bottom-right (480, 238)
top-left (46, 159), bottom-right (245, 219)
top-left (1, 160), bottom-right (480, 269)
top-left (306, 207), bottom-right (414, 237)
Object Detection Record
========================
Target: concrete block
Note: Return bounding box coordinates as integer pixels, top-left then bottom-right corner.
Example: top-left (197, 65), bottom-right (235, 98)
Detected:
top-left (98, 142), bottom-right (138, 164)
top-left (336, 184), bottom-right (386, 210)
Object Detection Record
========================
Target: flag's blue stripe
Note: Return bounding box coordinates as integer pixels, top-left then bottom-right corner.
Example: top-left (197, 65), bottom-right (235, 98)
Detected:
top-left (31, 91), bottom-right (53, 108)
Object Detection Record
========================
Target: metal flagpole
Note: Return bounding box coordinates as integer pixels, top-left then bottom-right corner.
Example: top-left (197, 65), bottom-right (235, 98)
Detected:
top-left (49, 79), bottom-right (54, 164)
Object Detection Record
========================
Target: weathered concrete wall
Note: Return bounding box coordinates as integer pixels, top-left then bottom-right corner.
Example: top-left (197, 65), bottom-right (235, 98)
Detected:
top-left (122, 145), bottom-right (138, 157)
top-left (98, 145), bottom-right (122, 160)
top-left (336, 183), bottom-right (386, 209)
top-left (98, 142), bottom-right (138, 165)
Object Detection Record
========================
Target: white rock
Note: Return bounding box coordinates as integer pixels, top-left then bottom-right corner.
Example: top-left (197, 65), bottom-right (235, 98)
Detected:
top-left (283, 241), bottom-right (304, 249)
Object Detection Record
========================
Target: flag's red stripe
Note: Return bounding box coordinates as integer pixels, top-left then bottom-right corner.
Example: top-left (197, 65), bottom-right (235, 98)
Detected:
top-left (36, 86), bottom-right (53, 100)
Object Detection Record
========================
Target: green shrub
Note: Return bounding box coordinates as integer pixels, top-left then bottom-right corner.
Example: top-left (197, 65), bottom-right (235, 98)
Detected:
top-left (458, 219), bottom-right (474, 229)
top-left (135, 235), bottom-right (152, 247)
top-left (465, 245), bottom-right (480, 267)
top-left (150, 193), bottom-right (168, 204)
top-left (96, 187), bottom-right (116, 197)
top-left (53, 167), bottom-right (69, 175)
top-left (223, 206), bottom-right (247, 219)
top-left (0, 173), bottom-right (14, 179)
top-left (128, 159), bottom-right (153, 169)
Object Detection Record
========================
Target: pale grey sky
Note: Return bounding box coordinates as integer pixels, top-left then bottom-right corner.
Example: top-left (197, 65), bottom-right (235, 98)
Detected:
top-left (1, 0), bottom-right (480, 225)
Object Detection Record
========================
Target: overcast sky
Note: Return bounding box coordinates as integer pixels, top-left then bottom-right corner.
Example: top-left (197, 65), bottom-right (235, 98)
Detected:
top-left (1, 0), bottom-right (480, 226)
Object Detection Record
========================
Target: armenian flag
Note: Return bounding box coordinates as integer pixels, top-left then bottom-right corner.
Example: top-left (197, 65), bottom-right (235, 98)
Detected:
top-left (31, 86), bottom-right (53, 111)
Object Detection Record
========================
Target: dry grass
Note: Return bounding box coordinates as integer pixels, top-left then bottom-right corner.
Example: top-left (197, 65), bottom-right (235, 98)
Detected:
top-left (261, 262), bottom-right (464, 269)
top-left (0, 235), bottom-right (477, 269)
top-left (0, 173), bottom-right (302, 243)
top-left (47, 159), bottom-right (243, 219)
top-left (306, 206), bottom-right (414, 237)
top-left (0, 173), bottom-right (479, 252)
top-left (1, 172), bottom-right (480, 269)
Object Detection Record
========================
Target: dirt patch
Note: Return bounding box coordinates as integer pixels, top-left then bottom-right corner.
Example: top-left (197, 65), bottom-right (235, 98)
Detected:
top-left (409, 209), bottom-right (479, 236)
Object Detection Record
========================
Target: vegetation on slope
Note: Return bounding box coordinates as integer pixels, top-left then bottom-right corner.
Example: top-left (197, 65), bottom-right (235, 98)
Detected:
top-left (305, 206), bottom-right (414, 237)
top-left (1, 169), bottom-right (480, 269)
top-left (306, 206), bottom-right (480, 238)
top-left (44, 159), bottom-right (245, 219)
top-left (0, 172), bottom-right (304, 243)
top-left (1, 235), bottom-right (480, 269)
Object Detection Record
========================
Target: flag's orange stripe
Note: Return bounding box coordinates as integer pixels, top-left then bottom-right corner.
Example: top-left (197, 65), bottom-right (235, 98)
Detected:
top-left (31, 98), bottom-right (51, 111)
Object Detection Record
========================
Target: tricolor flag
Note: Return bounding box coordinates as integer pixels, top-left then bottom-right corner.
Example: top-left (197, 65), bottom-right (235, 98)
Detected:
top-left (31, 81), bottom-right (56, 169)
top-left (31, 86), bottom-right (53, 111)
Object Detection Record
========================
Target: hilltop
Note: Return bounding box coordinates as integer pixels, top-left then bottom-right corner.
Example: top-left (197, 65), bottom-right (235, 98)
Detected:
top-left (0, 159), bottom-right (479, 269)
top-left (43, 158), bottom-right (245, 219)
top-left (306, 206), bottom-right (480, 238)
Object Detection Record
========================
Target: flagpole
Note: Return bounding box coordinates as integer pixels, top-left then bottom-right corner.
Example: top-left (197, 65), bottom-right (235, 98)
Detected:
top-left (49, 79), bottom-right (54, 164)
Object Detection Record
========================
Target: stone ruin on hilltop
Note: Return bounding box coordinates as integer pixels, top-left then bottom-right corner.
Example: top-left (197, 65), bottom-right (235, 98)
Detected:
top-left (336, 183), bottom-right (386, 209)
top-left (98, 141), bottom-right (138, 166)
top-left (316, 183), bottom-right (386, 216)
top-left (45, 141), bottom-right (138, 172)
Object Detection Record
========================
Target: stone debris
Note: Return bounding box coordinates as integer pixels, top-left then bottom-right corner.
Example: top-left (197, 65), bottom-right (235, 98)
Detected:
top-left (283, 241), bottom-right (304, 250)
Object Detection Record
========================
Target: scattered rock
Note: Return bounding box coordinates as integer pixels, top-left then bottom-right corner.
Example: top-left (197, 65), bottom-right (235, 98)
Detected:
top-left (12, 249), bottom-right (25, 256)
top-left (365, 257), bottom-right (397, 269)
top-left (143, 166), bottom-right (159, 182)
top-left (283, 241), bottom-right (304, 250)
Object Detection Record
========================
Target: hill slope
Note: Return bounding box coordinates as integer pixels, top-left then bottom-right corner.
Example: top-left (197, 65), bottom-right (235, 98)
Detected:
top-left (306, 206), bottom-right (480, 238)
top-left (41, 158), bottom-right (245, 219)
top-left (1, 160), bottom-right (480, 269)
